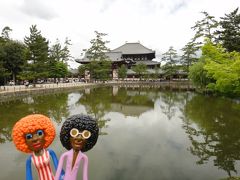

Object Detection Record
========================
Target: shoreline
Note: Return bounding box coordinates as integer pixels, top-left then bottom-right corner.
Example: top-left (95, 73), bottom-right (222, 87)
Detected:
top-left (0, 81), bottom-right (195, 102)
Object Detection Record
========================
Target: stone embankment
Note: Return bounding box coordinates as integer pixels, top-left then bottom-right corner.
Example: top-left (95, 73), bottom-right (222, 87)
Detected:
top-left (0, 82), bottom-right (95, 102)
top-left (0, 81), bottom-right (195, 102)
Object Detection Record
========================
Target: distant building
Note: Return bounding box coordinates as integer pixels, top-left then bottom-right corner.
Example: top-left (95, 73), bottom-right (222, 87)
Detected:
top-left (76, 42), bottom-right (161, 80)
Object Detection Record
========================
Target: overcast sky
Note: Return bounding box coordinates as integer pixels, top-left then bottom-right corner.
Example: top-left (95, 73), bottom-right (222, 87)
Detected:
top-left (0, 0), bottom-right (239, 68)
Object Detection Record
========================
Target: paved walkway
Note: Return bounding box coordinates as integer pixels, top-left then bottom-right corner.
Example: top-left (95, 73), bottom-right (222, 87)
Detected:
top-left (0, 82), bottom-right (92, 94)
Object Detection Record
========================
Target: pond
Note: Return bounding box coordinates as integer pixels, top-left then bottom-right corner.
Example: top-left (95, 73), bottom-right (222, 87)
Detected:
top-left (1, 85), bottom-right (240, 180)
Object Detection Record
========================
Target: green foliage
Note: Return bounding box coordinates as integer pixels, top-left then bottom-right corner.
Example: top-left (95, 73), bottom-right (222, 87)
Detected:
top-left (49, 38), bottom-right (72, 63)
top-left (161, 46), bottom-right (178, 79)
top-left (202, 41), bottom-right (240, 96)
top-left (1, 26), bottom-right (12, 40)
top-left (2, 40), bottom-right (26, 81)
top-left (188, 60), bottom-right (211, 88)
top-left (49, 61), bottom-right (68, 78)
top-left (216, 8), bottom-right (240, 52)
top-left (22, 25), bottom-right (49, 82)
top-left (118, 64), bottom-right (127, 79)
top-left (83, 31), bottom-right (112, 81)
top-left (83, 31), bottom-right (110, 61)
top-left (191, 11), bottom-right (218, 44)
top-left (132, 63), bottom-right (147, 80)
top-left (78, 64), bottom-right (86, 77)
top-left (181, 41), bottom-right (199, 72)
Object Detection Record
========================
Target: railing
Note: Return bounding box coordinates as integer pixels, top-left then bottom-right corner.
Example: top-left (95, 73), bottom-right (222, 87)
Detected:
top-left (0, 82), bottom-right (88, 93)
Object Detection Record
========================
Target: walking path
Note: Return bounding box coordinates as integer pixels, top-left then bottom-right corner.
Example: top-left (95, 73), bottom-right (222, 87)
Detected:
top-left (0, 82), bottom-right (94, 95)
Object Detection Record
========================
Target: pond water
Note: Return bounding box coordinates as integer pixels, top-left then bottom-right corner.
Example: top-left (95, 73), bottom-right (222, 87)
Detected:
top-left (1, 85), bottom-right (240, 180)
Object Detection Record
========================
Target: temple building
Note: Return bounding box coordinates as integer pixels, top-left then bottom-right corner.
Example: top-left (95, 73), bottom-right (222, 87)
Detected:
top-left (76, 42), bottom-right (161, 80)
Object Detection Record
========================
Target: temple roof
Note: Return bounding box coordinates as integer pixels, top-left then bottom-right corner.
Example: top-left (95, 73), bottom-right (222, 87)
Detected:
top-left (111, 42), bottom-right (155, 55)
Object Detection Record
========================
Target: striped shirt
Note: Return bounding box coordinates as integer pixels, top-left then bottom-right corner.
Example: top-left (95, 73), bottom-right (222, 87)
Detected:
top-left (31, 149), bottom-right (54, 180)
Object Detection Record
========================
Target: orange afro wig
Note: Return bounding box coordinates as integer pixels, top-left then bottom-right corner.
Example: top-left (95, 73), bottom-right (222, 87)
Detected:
top-left (12, 114), bottom-right (56, 153)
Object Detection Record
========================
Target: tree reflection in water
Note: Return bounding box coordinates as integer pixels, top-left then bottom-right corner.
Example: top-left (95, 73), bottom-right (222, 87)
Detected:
top-left (0, 93), bottom-right (69, 143)
top-left (182, 94), bottom-right (240, 178)
top-left (77, 86), bottom-right (157, 135)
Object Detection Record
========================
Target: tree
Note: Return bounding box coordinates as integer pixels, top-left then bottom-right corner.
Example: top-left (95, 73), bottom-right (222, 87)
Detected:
top-left (49, 38), bottom-right (72, 63)
top-left (132, 63), bottom-right (147, 80)
top-left (216, 8), bottom-right (240, 52)
top-left (48, 61), bottom-right (68, 79)
top-left (21, 25), bottom-right (49, 83)
top-left (191, 11), bottom-right (219, 45)
top-left (1, 26), bottom-right (12, 41)
top-left (0, 27), bottom-right (26, 84)
top-left (48, 38), bottom-right (71, 79)
top-left (2, 40), bottom-right (26, 83)
top-left (83, 31), bottom-right (111, 81)
top-left (118, 64), bottom-right (127, 79)
top-left (161, 46), bottom-right (178, 80)
top-left (188, 60), bottom-right (211, 89)
top-left (84, 31), bottom-right (110, 61)
top-left (0, 38), bottom-right (9, 85)
top-left (180, 41), bottom-right (199, 72)
top-left (154, 66), bottom-right (160, 79)
top-left (202, 41), bottom-right (240, 96)
top-left (78, 64), bottom-right (86, 77)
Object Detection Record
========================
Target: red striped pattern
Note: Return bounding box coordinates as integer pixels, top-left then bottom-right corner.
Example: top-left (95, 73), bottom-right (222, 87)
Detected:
top-left (31, 149), bottom-right (54, 180)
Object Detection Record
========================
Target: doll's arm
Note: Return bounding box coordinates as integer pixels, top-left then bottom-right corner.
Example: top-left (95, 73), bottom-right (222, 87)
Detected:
top-left (82, 154), bottom-right (89, 180)
top-left (54, 153), bottom-right (66, 180)
top-left (26, 156), bottom-right (33, 180)
top-left (49, 149), bottom-right (65, 180)
top-left (48, 149), bottom-right (58, 170)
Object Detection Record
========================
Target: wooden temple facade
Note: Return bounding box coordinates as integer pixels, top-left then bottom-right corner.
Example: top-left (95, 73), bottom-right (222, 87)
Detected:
top-left (76, 42), bottom-right (161, 80)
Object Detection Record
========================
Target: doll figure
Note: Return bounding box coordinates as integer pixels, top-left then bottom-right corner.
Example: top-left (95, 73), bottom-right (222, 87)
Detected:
top-left (12, 114), bottom-right (62, 180)
top-left (55, 114), bottom-right (99, 180)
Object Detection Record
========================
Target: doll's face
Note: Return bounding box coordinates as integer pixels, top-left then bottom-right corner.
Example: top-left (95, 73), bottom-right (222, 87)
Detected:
top-left (70, 128), bottom-right (91, 151)
top-left (25, 130), bottom-right (45, 153)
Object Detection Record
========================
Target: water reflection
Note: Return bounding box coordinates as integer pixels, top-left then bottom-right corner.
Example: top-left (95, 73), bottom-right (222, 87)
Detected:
top-left (0, 86), bottom-right (240, 179)
top-left (0, 93), bottom-right (69, 143)
top-left (183, 95), bottom-right (240, 178)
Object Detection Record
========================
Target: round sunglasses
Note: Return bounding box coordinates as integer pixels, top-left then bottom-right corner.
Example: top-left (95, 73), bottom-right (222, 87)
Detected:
top-left (70, 128), bottom-right (91, 139)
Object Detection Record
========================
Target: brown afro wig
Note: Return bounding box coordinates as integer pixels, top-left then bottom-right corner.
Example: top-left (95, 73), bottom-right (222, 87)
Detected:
top-left (12, 114), bottom-right (56, 153)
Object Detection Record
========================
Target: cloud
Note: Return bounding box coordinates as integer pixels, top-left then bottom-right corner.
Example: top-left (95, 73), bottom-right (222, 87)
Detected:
top-left (100, 0), bottom-right (118, 13)
top-left (21, 0), bottom-right (57, 20)
top-left (169, 1), bottom-right (187, 14)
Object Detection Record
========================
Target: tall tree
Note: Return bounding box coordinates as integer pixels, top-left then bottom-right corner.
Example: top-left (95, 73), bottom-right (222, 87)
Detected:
top-left (84, 31), bottom-right (110, 61)
top-left (48, 38), bottom-right (71, 79)
top-left (1, 26), bottom-right (12, 41)
top-left (2, 40), bottom-right (26, 82)
top-left (180, 41), bottom-right (199, 72)
top-left (161, 46), bottom-right (178, 80)
top-left (0, 27), bottom-right (11, 84)
top-left (216, 8), bottom-right (240, 52)
top-left (191, 11), bottom-right (219, 45)
top-left (21, 25), bottom-right (49, 83)
top-left (83, 31), bottom-right (111, 81)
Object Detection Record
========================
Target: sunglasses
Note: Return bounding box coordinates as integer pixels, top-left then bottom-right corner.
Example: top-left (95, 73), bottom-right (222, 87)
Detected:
top-left (70, 128), bottom-right (91, 139)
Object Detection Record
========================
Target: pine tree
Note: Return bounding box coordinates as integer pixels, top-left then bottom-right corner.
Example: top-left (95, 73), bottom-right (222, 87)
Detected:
top-left (216, 8), bottom-right (240, 52)
top-left (84, 31), bottom-right (110, 61)
top-left (83, 31), bottom-right (111, 81)
top-left (180, 41), bottom-right (199, 72)
top-left (161, 46), bottom-right (178, 80)
top-left (22, 25), bottom-right (49, 83)
top-left (191, 11), bottom-right (219, 45)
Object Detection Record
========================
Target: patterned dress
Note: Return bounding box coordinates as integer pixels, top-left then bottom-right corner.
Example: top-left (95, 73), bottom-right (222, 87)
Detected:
top-left (31, 149), bottom-right (54, 180)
